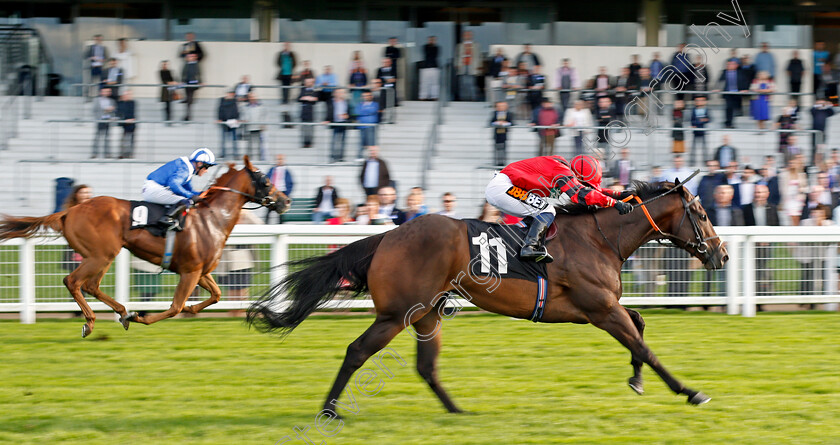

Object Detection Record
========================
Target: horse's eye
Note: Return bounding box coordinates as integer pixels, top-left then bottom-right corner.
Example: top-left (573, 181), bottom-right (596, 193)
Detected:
top-left (699, 213), bottom-right (707, 221)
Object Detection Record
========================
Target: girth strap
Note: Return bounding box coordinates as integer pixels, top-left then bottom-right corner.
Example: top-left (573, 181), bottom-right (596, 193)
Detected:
top-left (530, 276), bottom-right (548, 322)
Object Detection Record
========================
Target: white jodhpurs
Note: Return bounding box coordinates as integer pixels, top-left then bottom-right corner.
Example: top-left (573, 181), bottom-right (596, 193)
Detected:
top-left (141, 179), bottom-right (185, 205)
top-left (485, 173), bottom-right (557, 218)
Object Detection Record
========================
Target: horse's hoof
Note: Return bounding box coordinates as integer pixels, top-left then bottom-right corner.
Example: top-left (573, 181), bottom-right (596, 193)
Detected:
top-left (628, 378), bottom-right (644, 395)
top-left (688, 391), bottom-right (711, 405)
top-left (120, 312), bottom-right (138, 330)
top-left (82, 325), bottom-right (92, 338)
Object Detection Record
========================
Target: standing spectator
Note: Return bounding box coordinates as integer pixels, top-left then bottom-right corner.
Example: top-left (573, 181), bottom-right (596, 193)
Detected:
top-left (298, 77), bottom-right (319, 148)
top-left (690, 96), bottom-right (711, 165)
top-left (526, 65), bottom-right (547, 120)
top-left (784, 135), bottom-right (805, 162)
top-left (628, 54), bottom-right (642, 78)
top-left (821, 62), bottom-right (839, 105)
top-left (740, 55), bottom-right (757, 87)
top-left (671, 99), bottom-right (686, 155)
top-left (515, 44), bottom-right (542, 72)
top-left (613, 66), bottom-right (637, 120)
top-left (649, 52), bottom-right (664, 81)
top-left (663, 155), bottom-right (697, 194)
top-left (738, 165), bottom-right (759, 206)
top-left (592, 66), bottom-right (613, 102)
top-left (266, 154), bottom-right (294, 223)
top-left (384, 37), bottom-right (402, 80)
top-left (419, 36), bottom-right (440, 101)
top-left (234, 75), bottom-right (252, 102)
top-left (297, 60), bottom-right (315, 84)
top-left (754, 42), bottom-right (776, 79)
top-left (159, 60), bottom-right (177, 122)
top-left (637, 67), bottom-right (654, 115)
top-left (102, 58), bottom-right (123, 99)
top-left (532, 98), bottom-right (560, 156)
top-left (563, 99), bottom-right (593, 158)
top-left (360, 146), bottom-right (391, 196)
top-left (117, 90), bottom-right (137, 159)
top-left (378, 186), bottom-right (406, 225)
top-left (488, 48), bottom-right (508, 103)
top-left (348, 53), bottom-right (368, 105)
top-left (370, 78), bottom-right (390, 124)
top-left (455, 30), bottom-right (480, 101)
top-left (276, 42), bottom-right (297, 104)
top-left (786, 50), bottom-right (805, 102)
top-left (811, 99), bottom-right (836, 164)
top-left (312, 176), bottom-right (340, 223)
top-left (84, 34), bottom-right (108, 97)
top-left (91, 87), bottom-right (116, 159)
top-left (726, 48), bottom-right (740, 66)
top-left (178, 32), bottom-right (204, 63)
top-left (813, 40), bottom-right (829, 95)
top-left (670, 43), bottom-right (692, 99)
top-left (216, 90), bottom-right (240, 160)
top-left (327, 198), bottom-right (354, 225)
top-left (376, 58), bottom-right (397, 108)
top-left (555, 58), bottom-right (580, 113)
top-left (723, 161), bottom-right (743, 207)
top-left (750, 71), bottom-right (775, 129)
top-left (742, 184), bottom-right (780, 295)
top-left (181, 52), bottom-right (201, 121)
top-left (713, 135), bottom-right (738, 169)
top-left (356, 90), bottom-right (380, 161)
top-left (610, 147), bottom-right (635, 188)
top-left (697, 160), bottom-right (726, 206)
top-left (779, 154), bottom-right (808, 226)
top-left (776, 100), bottom-right (799, 161)
top-left (356, 195), bottom-right (391, 226)
top-left (690, 55), bottom-right (710, 100)
top-left (241, 92), bottom-right (267, 161)
top-left (316, 65), bottom-right (338, 102)
top-left (490, 101), bottom-right (513, 167)
top-left (437, 192), bottom-right (459, 219)
top-left (595, 96), bottom-right (615, 153)
top-left (324, 88), bottom-right (350, 163)
top-left (705, 184), bottom-right (743, 295)
top-left (718, 60), bottom-right (747, 128)
top-left (114, 38), bottom-right (135, 82)
top-left (404, 193), bottom-right (427, 222)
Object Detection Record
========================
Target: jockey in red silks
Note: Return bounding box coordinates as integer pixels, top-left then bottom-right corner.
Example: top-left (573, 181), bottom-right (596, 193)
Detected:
top-left (485, 155), bottom-right (634, 263)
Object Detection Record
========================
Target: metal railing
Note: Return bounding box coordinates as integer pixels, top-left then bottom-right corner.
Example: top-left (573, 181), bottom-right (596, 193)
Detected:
top-left (1, 225), bottom-right (838, 323)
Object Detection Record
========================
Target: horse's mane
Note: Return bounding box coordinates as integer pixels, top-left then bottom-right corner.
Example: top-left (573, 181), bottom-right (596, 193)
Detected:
top-left (201, 165), bottom-right (245, 200)
top-left (554, 180), bottom-right (675, 215)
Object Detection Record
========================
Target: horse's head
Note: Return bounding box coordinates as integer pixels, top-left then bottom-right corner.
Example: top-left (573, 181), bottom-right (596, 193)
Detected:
top-left (661, 180), bottom-right (729, 270)
top-left (242, 156), bottom-right (291, 214)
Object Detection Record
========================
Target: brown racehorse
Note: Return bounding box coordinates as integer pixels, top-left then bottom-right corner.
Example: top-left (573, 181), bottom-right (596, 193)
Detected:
top-left (0, 156), bottom-right (289, 337)
top-left (248, 179), bottom-right (728, 413)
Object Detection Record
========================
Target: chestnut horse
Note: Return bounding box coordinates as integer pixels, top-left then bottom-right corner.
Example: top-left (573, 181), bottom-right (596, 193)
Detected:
top-left (0, 156), bottom-right (289, 337)
top-left (249, 179), bottom-right (728, 413)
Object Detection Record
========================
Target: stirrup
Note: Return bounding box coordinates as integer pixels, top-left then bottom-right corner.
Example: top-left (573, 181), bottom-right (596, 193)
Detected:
top-left (520, 245), bottom-right (554, 263)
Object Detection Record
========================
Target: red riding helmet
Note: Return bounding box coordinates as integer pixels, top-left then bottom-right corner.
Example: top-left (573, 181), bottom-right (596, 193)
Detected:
top-left (571, 155), bottom-right (603, 188)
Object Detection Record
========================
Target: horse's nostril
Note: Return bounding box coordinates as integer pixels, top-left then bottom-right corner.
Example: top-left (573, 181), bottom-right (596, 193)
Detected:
top-left (285, 199), bottom-right (292, 206)
top-left (722, 255), bottom-right (729, 263)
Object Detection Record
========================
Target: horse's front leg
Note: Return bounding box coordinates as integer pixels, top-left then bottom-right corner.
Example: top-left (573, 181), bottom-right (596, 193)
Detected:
top-left (182, 274), bottom-right (223, 314)
top-left (625, 307), bottom-right (646, 395)
top-left (130, 270), bottom-right (202, 325)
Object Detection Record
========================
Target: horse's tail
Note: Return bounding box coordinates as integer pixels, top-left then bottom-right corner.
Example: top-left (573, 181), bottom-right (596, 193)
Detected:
top-left (247, 232), bottom-right (387, 337)
top-left (0, 212), bottom-right (66, 241)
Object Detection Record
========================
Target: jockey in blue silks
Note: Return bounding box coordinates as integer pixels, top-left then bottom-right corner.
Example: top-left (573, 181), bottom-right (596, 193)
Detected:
top-left (141, 147), bottom-right (217, 230)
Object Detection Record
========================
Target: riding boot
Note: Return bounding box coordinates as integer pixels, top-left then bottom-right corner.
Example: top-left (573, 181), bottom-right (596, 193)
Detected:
top-left (520, 216), bottom-right (553, 263)
top-left (160, 202), bottom-right (188, 232)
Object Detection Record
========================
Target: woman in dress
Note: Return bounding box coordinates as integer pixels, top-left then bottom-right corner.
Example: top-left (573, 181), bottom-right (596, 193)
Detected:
top-left (750, 71), bottom-right (775, 129)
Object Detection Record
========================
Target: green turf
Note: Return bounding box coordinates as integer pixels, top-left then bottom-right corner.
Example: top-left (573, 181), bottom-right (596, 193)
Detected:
top-left (0, 313), bottom-right (837, 444)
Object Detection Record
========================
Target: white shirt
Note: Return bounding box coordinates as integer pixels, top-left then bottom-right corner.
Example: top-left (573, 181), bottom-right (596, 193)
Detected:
top-left (563, 108), bottom-right (594, 133)
top-left (662, 167), bottom-right (698, 195)
top-left (363, 159), bottom-right (380, 188)
top-left (316, 187), bottom-right (335, 213)
top-left (115, 50), bottom-right (134, 79)
top-left (271, 166), bottom-right (287, 192)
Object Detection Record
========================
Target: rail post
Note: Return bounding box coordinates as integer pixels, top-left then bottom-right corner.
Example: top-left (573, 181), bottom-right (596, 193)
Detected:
top-left (114, 248), bottom-right (131, 321)
top-left (271, 234), bottom-right (288, 287)
top-left (725, 235), bottom-right (741, 315)
top-left (20, 239), bottom-right (35, 324)
top-left (741, 236), bottom-right (756, 317)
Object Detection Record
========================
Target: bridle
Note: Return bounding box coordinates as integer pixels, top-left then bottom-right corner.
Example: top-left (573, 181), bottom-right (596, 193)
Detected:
top-left (197, 168), bottom-right (281, 211)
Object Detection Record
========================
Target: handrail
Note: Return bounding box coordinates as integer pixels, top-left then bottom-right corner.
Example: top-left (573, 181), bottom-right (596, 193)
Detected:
top-left (45, 119), bottom-right (378, 127)
top-left (419, 64), bottom-right (447, 188)
top-left (489, 86), bottom-right (814, 97)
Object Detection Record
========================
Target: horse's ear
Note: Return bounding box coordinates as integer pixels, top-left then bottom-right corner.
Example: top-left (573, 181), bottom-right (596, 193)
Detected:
top-left (675, 177), bottom-right (681, 186)
top-left (243, 155), bottom-right (253, 170)
top-left (226, 162), bottom-right (236, 170)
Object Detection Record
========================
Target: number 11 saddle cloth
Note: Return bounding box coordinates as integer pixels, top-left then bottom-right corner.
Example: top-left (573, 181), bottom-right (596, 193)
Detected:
top-left (464, 219), bottom-right (549, 283)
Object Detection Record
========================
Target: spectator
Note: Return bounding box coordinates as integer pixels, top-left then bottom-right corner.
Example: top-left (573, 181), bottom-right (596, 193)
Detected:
top-left (298, 77), bottom-right (319, 148)
top-left (689, 95), bottom-right (711, 165)
top-left (384, 37), bottom-right (402, 80)
top-left (84, 34), bottom-right (108, 97)
top-left (813, 41), bottom-right (829, 95)
top-left (662, 155), bottom-right (697, 194)
top-left (348, 52), bottom-right (368, 105)
top-left (409, 187), bottom-right (429, 215)
top-left (610, 147), bottom-right (635, 188)
top-left (637, 67), bottom-right (654, 113)
top-left (779, 154), bottom-right (808, 225)
top-left (563, 99), bottom-right (594, 158)
top-left (102, 58), bottom-right (123, 99)
top-left (178, 32), bottom-right (204, 63)
top-left (312, 176), bottom-right (340, 223)
top-left (181, 52), bottom-right (201, 121)
top-left (740, 54), bottom-right (757, 87)
top-left (750, 71), bottom-right (775, 129)
top-left (821, 62), bottom-right (838, 105)
top-left (117, 90), bottom-right (137, 159)
top-left (356, 90), bottom-right (380, 161)
top-left (479, 201), bottom-right (502, 223)
top-left (776, 101), bottom-right (800, 161)
top-left (722, 161), bottom-right (743, 207)
top-left (743, 184), bottom-right (780, 295)
top-left (648, 165), bottom-right (667, 182)
top-left (592, 66), bottom-right (612, 101)
top-left (670, 43), bottom-right (692, 99)
top-left (216, 90), bottom-right (240, 160)
top-left (376, 58), bottom-right (397, 108)
top-left (360, 146), bottom-right (391, 196)
top-left (418, 36), bottom-right (440, 101)
top-left (488, 48), bottom-right (508, 103)
top-left (754, 42), bottom-right (776, 79)
top-left (490, 101), bottom-right (513, 167)
top-left (726, 48), bottom-right (740, 66)
top-left (377, 186), bottom-right (406, 225)
top-left (404, 192), bottom-right (427, 222)
top-left (801, 183), bottom-right (835, 221)
top-left (356, 194), bottom-right (391, 225)
top-left (705, 184), bottom-right (743, 295)
top-left (515, 62), bottom-right (532, 119)
top-left (811, 99), bottom-right (836, 164)
top-left (438, 192), bottom-right (459, 219)
top-left (297, 60), bottom-right (315, 84)
top-left (555, 58), bottom-right (580, 113)
top-left (159, 60), bottom-right (177, 122)
top-left (234, 75), bottom-right (252, 102)
top-left (672, 99), bottom-right (686, 155)
top-left (276, 42), bottom-right (297, 104)
top-left (266, 154), bottom-right (293, 223)
top-left (324, 88), bottom-right (350, 163)
top-left (316, 65), bottom-right (338, 102)
top-left (241, 92), bottom-right (267, 161)
top-left (595, 96), bottom-right (615, 152)
top-left (515, 44), bottom-right (541, 73)
top-left (718, 60), bottom-right (748, 128)
top-left (649, 52), bottom-right (664, 81)
top-left (369, 78), bottom-right (390, 124)
top-left (690, 55), bottom-right (710, 101)
top-left (712, 135), bottom-right (737, 170)
top-left (628, 54), bottom-right (642, 78)
top-left (796, 204), bottom-right (833, 295)
top-left (786, 50), bottom-right (805, 102)
top-left (532, 98), bottom-right (560, 157)
top-left (738, 165), bottom-right (758, 206)
top-left (526, 65), bottom-right (547, 120)
top-left (115, 38), bottom-right (135, 82)
top-left (613, 66), bottom-right (639, 121)
top-left (455, 30), bottom-right (480, 101)
top-left (697, 159), bottom-right (726, 206)
top-left (327, 198), bottom-right (353, 225)
top-left (91, 87), bottom-right (116, 159)
top-left (785, 135), bottom-right (805, 163)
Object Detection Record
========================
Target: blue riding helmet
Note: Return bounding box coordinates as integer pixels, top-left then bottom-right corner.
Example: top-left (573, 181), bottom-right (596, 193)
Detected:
top-left (189, 148), bottom-right (217, 166)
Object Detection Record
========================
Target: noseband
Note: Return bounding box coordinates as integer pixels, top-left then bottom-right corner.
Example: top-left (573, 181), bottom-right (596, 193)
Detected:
top-left (198, 169), bottom-right (278, 210)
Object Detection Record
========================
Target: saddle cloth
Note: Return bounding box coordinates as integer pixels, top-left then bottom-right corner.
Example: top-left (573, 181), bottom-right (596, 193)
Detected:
top-left (464, 219), bottom-right (548, 283)
top-left (129, 201), bottom-right (174, 237)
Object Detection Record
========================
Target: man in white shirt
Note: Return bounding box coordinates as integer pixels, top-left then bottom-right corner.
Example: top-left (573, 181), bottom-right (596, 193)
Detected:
top-left (312, 176), bottom-right (339, 223)
top-left (662, 155), bottom-right (698, 195)
top-left (563, 100), bottom-right (593, 157)
top-left (437, 192), bottom-right (459, 219)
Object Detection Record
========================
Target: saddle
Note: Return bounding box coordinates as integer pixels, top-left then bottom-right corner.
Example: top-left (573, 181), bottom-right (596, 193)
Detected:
top-left (129, 201), bottom-right (186, 237)
top-left (518, 216), bottom-right (559, 241)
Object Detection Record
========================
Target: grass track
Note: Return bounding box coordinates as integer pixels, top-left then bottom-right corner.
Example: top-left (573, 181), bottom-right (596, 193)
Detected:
top-left (0, 312), bottom-right (838, 444)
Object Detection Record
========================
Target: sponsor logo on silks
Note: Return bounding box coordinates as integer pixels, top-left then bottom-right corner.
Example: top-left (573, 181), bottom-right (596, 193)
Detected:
top-left (505, 186), bottom-right (549, 210)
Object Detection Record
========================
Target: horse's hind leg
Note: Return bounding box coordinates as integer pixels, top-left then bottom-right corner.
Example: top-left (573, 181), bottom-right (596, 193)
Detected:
top-left (625, 308), bottom-right (645, 395)
top-left (182, 274), bottom-right (222, 314)
top-left (64, 270), bottom-right (97, 338)
top-left (63, 257), bottom-right (121, 337)
top-left (413, 303), bottom-right (462, 413)
top-left (81, 265), bottom-right (131, 330)
top-left (593, 305), bottom-right (710, 405)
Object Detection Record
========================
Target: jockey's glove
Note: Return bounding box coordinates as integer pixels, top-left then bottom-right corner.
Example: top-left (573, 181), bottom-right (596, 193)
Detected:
top-left (614, 201), bottom-right (634, 215)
